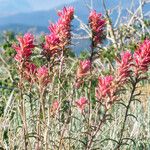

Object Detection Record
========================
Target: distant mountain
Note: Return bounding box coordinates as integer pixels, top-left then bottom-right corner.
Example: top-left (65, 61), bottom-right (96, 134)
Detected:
top-left (0, 0), bottom-right (148, 53)
top-left (0, 10), bottom-right (57, 27)
top-left (0, 0), bottom-right (138, 31)
top-left (0, 0), bottom-right (148, 30)
top-left (0, 24), bottom-right (48, 34)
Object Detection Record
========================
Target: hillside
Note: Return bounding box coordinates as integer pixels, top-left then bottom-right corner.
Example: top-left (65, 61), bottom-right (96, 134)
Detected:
top-left (0, 0), bottom-right (143, 34)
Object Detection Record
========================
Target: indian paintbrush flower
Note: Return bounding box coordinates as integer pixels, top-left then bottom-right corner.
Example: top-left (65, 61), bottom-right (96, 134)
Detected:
top-left (24, 62), bottom-right (37, 82)
top-left (116, 51), bottom-right (133, 83)
top-left (43, 33), bottom-right (60, 58)
top-left (76, 60), bottom-right (91, 78)
top-left (13, 33), bottom-right (35, 62)
top-left (36, 66), bottom-right (50, 90)
top-left (133, 39), bottom-right (150, 76)
top-left (95, 75), bottom-right (114, 100)
top-left (89, 10), bottom-right (106, 46)
top-left (44, 7), bottom-right (74, 59)
top-left (75, 97), bottom-right (88, 111)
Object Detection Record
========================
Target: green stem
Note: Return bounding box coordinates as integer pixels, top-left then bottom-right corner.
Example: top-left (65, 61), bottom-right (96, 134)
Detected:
top-left (116, 79), bottom-right (138, 149)
top-left (86, 110), bottom-right (108, 150)
top-left (19, 63), bottom-right (28, 150)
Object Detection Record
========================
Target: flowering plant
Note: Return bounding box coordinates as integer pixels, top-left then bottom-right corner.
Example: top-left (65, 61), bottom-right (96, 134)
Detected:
top-left (0, 4), bottom-right (150, 150)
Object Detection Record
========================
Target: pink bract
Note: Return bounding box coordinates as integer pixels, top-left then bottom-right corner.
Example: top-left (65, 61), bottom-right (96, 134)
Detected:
top-left (117, 51), bottom-right (133, 83)
top-left (96, 75), bottom-right (114, 100)
top-left (89, 10), bottom-right (106, 46)
top-left (57, 7), bottom-right (74, 20)
top-left (43, 33), bottom-right (60, 57)
top-left (52, 101), bottom-right (59, 111)
top-left (75, 97), bottom-right (88, 111)
top-left (36, 66), bottom-right (50, 87)
top-left (24, 62), bottom-right (37, 82)
top-left (133, 39), bottom-right (150, 75)
top-left (13, 33), bottom-right (35, 62)
top-left (76, 60), bottom-right (91, 78)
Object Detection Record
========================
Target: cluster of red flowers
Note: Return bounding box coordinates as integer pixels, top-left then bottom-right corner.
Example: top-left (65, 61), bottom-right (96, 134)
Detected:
top-left (43, 7), bottom-right (74, 58)
top-left (13, 33), bottom-right (50, 89)
top-left (13, 6), bottom-right (74, 89)
top-left (89, 10), bottom-right (106, 46)
top-left (95, 39), bottom-right (150, 108)
top-left (12, 8), bottom-right (150, 113)
top-left (13, 33), bottom-right (35, 62)
top-left (24, 63), bottom-right (50, 90)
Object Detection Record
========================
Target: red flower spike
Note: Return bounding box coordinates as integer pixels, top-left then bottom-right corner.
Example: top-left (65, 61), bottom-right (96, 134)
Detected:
top-left (117, 51), bottom-right (133, 83)
top-left (43, 33), bottom-right (60, 57)
top-left (36, 66), bottom-right (50, 88)
top-left (57, 6), bottom-right (74, 20)
top-left (13, 33), bottom-right (35, 62)
top-left (76, 60), bottom-right (91, 78)
top-left (133, 39), bottom-right (150, 75)
top-left (89, 10), bottom-right (106, 46)
top-left (44, 7), bottom-right (74, 58)
top-left (95, 75), bottom-right (114, 100)
top-left (75, 97), bottom-right (88, 111)
top-left (24, 62), bottom-right (37, 82)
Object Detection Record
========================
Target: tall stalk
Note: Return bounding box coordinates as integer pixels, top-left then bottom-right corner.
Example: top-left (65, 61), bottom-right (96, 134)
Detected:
top-left (43, 61), bottom-right (52, 150)
top-left (86, 108), bottom-right (108, 150)
top-left (116, 78), bottom-right (138, 149)
top-left (18, 62), bottom-right (28, 150)
top-left (58, 50), bottom-right (65, 149)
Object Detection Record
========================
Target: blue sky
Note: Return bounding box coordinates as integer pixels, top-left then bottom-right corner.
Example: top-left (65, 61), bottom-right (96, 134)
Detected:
top-left (25, 0), bottom-right (77, 11)
top-left (0, 0), bottom-right (149, 18)
top-left (0, 0), bottom-right (77, 16)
